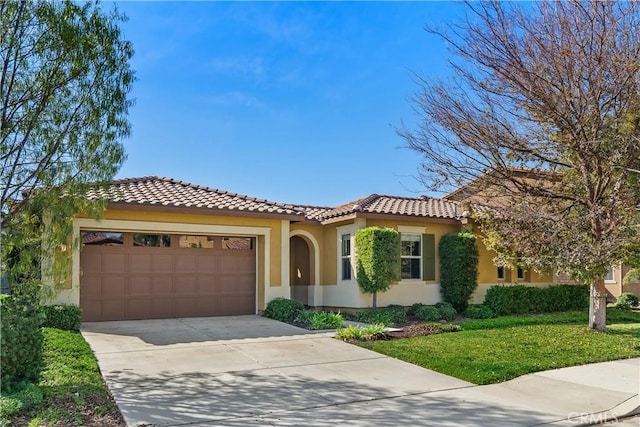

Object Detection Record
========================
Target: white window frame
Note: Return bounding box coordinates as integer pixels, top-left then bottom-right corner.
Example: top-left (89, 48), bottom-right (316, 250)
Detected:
top-left (400, 233), bottom-right (422, 281)
top-left (517, 267), bottom-right (526, 281)
top-left (336, 223), bottom-right (359, 284)
top-left (340, 233), bottom-right (352, 281)
top-left (605, 267), bottom-right (616, 283)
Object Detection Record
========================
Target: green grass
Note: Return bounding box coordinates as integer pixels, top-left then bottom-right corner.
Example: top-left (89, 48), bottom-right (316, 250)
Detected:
top-left (11, 328), bottom-right (120, 426)
top-left (359, 311), bottom-right (640, 385)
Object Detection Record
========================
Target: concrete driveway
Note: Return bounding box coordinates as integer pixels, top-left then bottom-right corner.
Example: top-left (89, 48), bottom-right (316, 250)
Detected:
top-left (82, 316), bottom-right (472, 426)
top-left (82, 316), bottom-right (639, 427)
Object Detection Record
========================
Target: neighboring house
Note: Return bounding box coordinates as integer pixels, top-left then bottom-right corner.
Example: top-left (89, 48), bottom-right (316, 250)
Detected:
top-left (48, 176), bottom-right (555, 322)
top-left (444, 169), bottom-right (638, 300)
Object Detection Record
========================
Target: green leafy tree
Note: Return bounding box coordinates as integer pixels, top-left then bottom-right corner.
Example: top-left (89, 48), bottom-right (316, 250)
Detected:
top-left (399, 1), bottom-right (640, 331)
top-left (355, 227), bottom-right (400, 308)
top-left (1, 0), bottom-right (134, 295)
top-left (439, 232), bottom-right (478, 313)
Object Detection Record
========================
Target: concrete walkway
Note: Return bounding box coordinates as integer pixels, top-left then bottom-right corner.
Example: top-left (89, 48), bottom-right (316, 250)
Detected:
top-left (82, 316), bottom-right (639, 427)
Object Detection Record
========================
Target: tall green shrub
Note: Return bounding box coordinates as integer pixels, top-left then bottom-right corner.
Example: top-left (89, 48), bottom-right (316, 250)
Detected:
top-left (439, 231), bottom-right (479, 312)
top-left (0, 294), bottom-right (43, 393)
top-left (355, 227), bottom-right (400, 308)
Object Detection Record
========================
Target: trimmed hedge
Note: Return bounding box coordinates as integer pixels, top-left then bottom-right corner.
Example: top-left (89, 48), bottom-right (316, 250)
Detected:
top-left (439, 232), bottom-right (479, 313)
top-left (484, 284), bottom-right (589, 316)
top-left (465, 304), bottom-right (496, 319)
top-left (355, 227), bottom-right (400, 307)
top-left (0, 294), bottom-right (43, 393)
top-left (351, 305), bottom-right (407, 327)
top-left (262, 297), bottom-right (304, 323)
top-left (42, 304), bottom-right (82, 331)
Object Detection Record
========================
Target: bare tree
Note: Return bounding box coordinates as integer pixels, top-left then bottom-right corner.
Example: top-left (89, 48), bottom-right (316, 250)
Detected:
top-left (399, 1), bottom-right (640, 331)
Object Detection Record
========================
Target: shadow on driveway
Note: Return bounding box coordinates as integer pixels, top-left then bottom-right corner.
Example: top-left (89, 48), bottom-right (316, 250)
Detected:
top-left (105, 369), bottom-right (548, 427)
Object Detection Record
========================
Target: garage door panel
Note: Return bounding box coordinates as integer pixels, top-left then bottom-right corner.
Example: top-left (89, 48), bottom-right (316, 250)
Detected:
top-left (196, 296), bottom-right (218, 316)
top-left (197, 276), bottom-right (217, 293)
top-left (197, 255), bottom-right (217, 273)
top-left (81, 276), bottom-right (102, 297)
top-left (102, 299), bottom-right (126, 321)
top-left (217, 295), bottom-right (254, 315)
top-left (151, 254), bottom-right (173, 273)
top-left (151, 299), bottom-right (173, 317)
top-left (130, 276), bottom-right (151, 296)
top-left (218, 255), bottom-right (254, 274)
top-left (102, 276), bottom-right (126, 297)
top-left (103, 253), bottom-right (126, 273)
top-left (130, 253), bottom-right (152, 273)
top-left (152, 277), bottom-right (173, 295)
top-left (175, 276), bottom-right (197, 294)
top-left (127, 299), bottom-right (150, 320)
top-left (81, 233), bottom-right (255, 320)
top-left (175, 298), bottom-right (196, 317)
top-left (176, 255), bottom-right (196, 273)
top-left (218, 275), bottom-right (254, 293)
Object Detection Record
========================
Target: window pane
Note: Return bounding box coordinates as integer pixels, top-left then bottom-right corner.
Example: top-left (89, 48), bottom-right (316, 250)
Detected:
top-left (179, 235), bottom-right (214, 249)
top-left (133, 234), bottom-right (171, 247)
top-left (82, 231), bottom-right (124, 246)
top-left (222, 237), bottom-right (253, 250)
top-left (497, 266), bottom-right (505, 279)
top-left (342, 258), bottom-right (352, 280)
top-left (517, 267), bottom-right (525, 279)
top-left (341, 234), bottom-right (350, 256)
top-left (401, 235), bottom-right (421, 256)
top-left (605, 268), bottom-right (615, 281)
top-left (401, 258), bottom-right (421, 279)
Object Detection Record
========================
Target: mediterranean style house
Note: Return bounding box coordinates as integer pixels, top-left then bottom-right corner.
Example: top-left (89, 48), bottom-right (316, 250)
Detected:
top-left (50, 176), bottom-right (608, 321)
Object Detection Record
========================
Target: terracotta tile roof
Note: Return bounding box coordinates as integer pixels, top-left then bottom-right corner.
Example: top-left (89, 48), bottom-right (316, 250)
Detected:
top-left (88, 176), bottom-right (304, 217)
top-left (310, 194), bottom-right (461, 222)
top-left (89, 177), bottom-right (463, 222)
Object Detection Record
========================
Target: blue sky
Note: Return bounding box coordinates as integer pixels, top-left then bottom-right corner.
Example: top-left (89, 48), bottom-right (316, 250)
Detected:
top-left (111, 1), bottom-right (467, 207)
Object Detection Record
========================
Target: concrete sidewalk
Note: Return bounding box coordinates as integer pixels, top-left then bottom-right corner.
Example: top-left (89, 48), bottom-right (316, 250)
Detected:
top-left (82, 316), bottom-right (639, 427)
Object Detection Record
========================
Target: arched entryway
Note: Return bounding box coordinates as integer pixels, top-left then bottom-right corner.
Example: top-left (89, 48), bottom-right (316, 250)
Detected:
top-left (289, 230), bottom-right (319, 306)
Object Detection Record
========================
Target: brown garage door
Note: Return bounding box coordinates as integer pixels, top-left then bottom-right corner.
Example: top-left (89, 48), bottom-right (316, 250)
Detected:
top-left (80, 232), bottom-right (256, 321)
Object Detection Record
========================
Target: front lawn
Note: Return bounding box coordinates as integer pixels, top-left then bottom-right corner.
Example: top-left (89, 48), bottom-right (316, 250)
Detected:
top-left (358, 312), bottom-right (640, 385)
top-left (8, 328), bottom-right (124, 426)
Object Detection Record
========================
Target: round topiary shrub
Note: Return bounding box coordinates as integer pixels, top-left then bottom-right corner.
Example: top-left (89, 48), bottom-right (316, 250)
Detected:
top-left (465, 304), bottom-right (496, 319)
top-left (262, 297), bottom-right (304, 322)
top-left (434, 302), bottom-right (457, 321)
top-left (414, 305), bottom-right (441, 322)
top-left (615, 293), bottom-right (639, 310)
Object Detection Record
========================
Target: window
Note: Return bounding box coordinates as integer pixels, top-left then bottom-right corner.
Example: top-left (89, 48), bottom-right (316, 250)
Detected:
top-left (401, 234), bottom-right (421, 280)
top-left (222, 237), bottom-right (253, 250)
top-left (179, 235), bottom-right (214, 249)
top-left (133, 234), bottom-right (171, 247)
top-left (605, 267), bottom-right (615, 282)
top-left (82, 231), bottom-right (124, 246)
top-left (517, 267), bottom-right (525, 280)
top-left (497, 266), bottom-right (505, 280)
top-left (341, 233), bottom-right (352, 280)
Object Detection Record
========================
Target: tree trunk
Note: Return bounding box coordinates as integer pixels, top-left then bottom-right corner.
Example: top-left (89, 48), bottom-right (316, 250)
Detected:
top-left (588, 278), bottom-right (607, 331)
top-left (372, 292), bottom-right (377, 309)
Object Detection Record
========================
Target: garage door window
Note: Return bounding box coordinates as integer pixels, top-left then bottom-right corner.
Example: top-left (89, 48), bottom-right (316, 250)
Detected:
top-left (222, 237), bottom-right (253, 250)
top-left (82, 231), bottom-right (124, 246)
top-left (179, 235), bottom-right (215, 249)
top-left (133, 233), bottom-right (171, 247)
